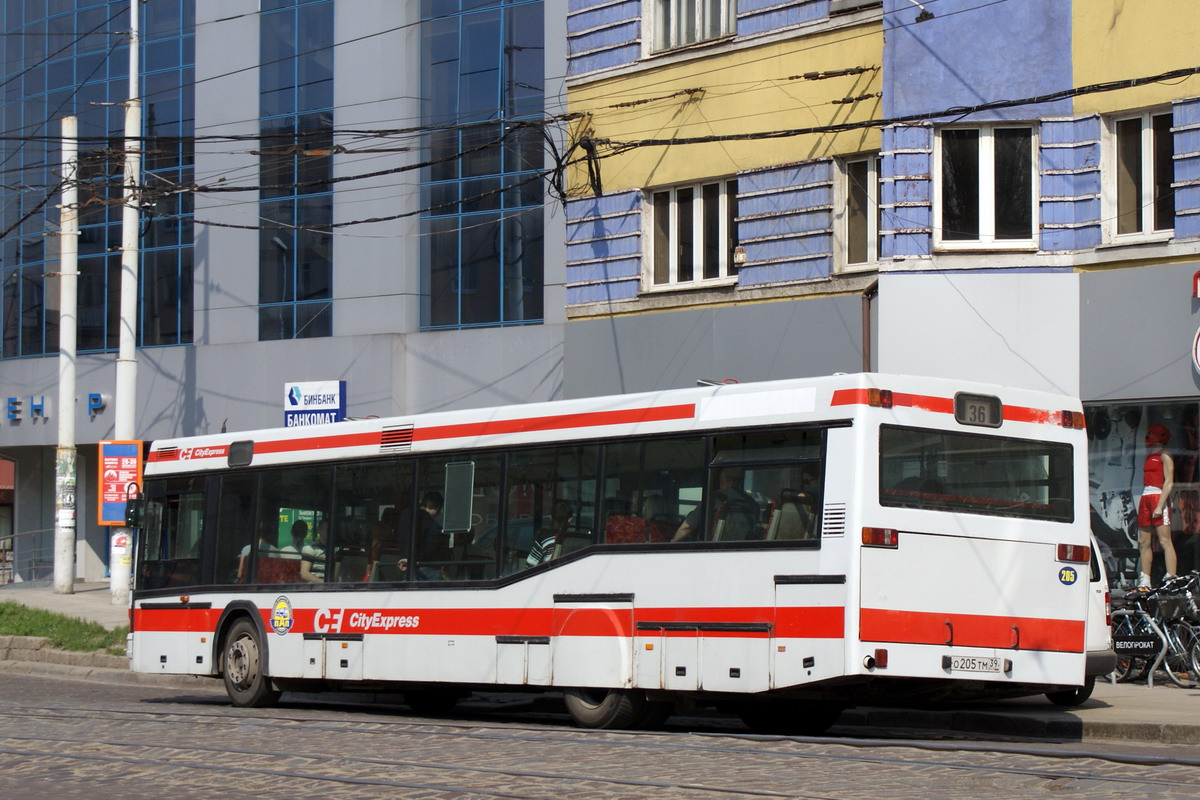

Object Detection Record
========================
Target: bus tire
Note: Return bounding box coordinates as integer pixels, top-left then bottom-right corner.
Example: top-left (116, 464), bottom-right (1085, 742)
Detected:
top-left (404, 688), bottom-right (462, 715)
top-left (563, 688), bottom-right (645, 729)
top-left (737, 699), bottom-right (843, 736)
top-left (1046, 675), bottom-right (1095, 706)
top-left (222, 618), bottom-right (281, 708)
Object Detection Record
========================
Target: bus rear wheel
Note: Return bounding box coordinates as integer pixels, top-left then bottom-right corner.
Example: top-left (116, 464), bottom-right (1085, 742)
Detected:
top-left (222, 618), bottom-right (281, 708)
top-left (563, 688), bottom-right (645, 729)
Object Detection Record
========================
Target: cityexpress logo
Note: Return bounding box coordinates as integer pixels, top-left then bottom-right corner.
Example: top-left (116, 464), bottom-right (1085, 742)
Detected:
top-left (314, 608), bottom-right (421, 633)
top-left (178, 446), bottom-right (228, 461)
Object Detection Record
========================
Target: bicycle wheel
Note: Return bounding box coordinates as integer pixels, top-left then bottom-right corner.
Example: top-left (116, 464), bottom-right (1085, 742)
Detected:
top-left (1162, 622), bottom-right (1199, 688)
top-left (1112, 616), bottom-right (1150, 682)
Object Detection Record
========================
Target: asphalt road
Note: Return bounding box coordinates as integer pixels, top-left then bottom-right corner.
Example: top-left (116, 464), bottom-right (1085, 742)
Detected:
top-left (3, 672), bottom-right (1200, 799)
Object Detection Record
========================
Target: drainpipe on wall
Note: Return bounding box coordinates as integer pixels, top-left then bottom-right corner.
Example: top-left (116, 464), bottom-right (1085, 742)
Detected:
top-left (861, 279), bottom-right (878, 373)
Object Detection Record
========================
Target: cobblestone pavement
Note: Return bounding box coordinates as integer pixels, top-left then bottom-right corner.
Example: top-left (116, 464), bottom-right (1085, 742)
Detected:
top-left (2, 673), bottom-right (1200, 799)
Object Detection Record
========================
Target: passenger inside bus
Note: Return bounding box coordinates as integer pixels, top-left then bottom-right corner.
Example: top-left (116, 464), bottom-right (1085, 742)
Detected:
top-left (642, 495), bottom-right (674, 542)
top-left (300, 520), bottom-right (329, 582)
top-left (673, 467), bottom-right (761, 542)
top-left (526, 501), bottom-right (577, 566)
top-left (411, 491), bottom-right (448, 580)
top-left (280, 519), bottom-right (306, 558)
top-left (238, 526), bottom-right (281, 582)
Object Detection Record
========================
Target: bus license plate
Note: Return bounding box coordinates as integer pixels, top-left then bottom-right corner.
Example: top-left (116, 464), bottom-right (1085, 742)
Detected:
top-left (950, 656), bottom-right (1001, 673)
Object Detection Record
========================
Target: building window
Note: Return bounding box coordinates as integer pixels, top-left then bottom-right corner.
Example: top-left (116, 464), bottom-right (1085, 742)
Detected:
top-left (1, 1), bottom-right (194, 358)
top-left (258, 0), bottom-right (334, 341)
top-left (936, 126), bottom-right (1035, 247)
top-left (420, 0), bottom-right (545, 330)
top-left (652, 0), bottom-right (735, 52)
top-left (844, 155), bottom-right (881, 267)
top-left (1112, 111), bottom-right (1174, 238)
top-left (649, 179), bottom-right (738, 288)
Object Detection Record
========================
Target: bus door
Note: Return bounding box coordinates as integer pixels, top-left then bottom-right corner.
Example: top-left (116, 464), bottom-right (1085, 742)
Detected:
top-left (551, 594), bottom-right (634, 688)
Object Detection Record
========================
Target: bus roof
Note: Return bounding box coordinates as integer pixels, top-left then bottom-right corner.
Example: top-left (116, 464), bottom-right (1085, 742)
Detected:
top-left (144, 373), bottom-right (1084, 475)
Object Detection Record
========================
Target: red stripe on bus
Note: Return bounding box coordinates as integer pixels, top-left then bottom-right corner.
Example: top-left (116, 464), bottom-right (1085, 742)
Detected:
top-left (253, 431), bottom-right (383, 455)
top-left (411, 404), bottom-right (697, 443)
top-left (830, 389), bottom-right (1069, 427)
top-left (859, 608), bottom-right (1085, 652)
top-left (133, 603), bottom-right (842, 639)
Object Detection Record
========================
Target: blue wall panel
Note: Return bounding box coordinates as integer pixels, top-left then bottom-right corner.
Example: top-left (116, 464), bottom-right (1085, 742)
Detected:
top-left (738, 0), bottom-right (829, 37)
top-left (883, 0), bottom-right (1072, 120)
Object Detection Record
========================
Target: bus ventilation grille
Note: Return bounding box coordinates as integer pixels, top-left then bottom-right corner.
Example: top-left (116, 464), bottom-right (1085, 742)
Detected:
top-left (380, 424), bottom-right (415, 452)
top-left (821, 503), bottom-right (846, 537)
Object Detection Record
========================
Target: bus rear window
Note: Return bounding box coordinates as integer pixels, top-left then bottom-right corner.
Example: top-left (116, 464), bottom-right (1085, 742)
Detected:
top-left (879, 425), bottom-right (1073, 522)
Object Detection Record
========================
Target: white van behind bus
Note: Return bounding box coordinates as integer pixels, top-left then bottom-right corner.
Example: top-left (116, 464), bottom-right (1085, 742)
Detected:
top-left (1046, 534), bottom-right (1116, 705)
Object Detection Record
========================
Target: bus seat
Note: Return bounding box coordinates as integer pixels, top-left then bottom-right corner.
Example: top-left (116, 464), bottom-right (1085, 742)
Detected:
top-left (257, 556), bottom-right (301, 584)
top-left (334, 549), bottom-right (369, 582)
top-left (766, 491), bottom-right (812, 540)
top-left (605, 514), bottom-right (645, 543)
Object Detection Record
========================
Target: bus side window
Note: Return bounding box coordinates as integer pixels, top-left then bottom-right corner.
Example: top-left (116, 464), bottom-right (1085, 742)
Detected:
top-left (216, 474), bottom-right (258, 585)
top-left (500, 445), bottom-right (600, 576)
top-left (604, 438), bottom-right (705, 544)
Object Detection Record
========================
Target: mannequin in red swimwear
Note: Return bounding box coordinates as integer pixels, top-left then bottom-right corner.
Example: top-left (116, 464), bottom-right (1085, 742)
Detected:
top-left (1138, 423), bottom-right (1175, 587)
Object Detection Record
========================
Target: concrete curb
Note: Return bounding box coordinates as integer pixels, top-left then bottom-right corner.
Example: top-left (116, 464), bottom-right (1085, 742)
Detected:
top-left (4, 634), bottom-right (1199, 743)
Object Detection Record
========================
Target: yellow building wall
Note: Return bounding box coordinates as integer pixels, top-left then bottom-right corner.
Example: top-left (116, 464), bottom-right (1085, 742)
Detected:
top-left (567, 23), bottom-right (883, 196)
top-left (1072, 0), bottom-right (1200, 114)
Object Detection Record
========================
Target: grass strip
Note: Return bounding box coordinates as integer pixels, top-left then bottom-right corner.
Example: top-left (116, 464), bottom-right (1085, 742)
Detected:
top-left (0, 600), bottom-right (127, 654)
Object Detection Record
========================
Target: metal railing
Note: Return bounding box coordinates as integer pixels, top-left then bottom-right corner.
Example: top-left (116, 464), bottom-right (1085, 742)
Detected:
top-left (0, 528), bottom-right (54, 586)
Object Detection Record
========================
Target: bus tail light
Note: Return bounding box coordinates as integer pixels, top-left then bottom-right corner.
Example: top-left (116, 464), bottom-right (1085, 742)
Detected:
top-left (862, 527), bottom-right (899, 548)
top-left (1060, 410), bottom-right (1085, 429)
top-left (1056, 543), bottom-right (1090, 563)
top-left (867, 388), bottom-right (894, 408)
top-left (1104, 590), bottom-right (1111, 627)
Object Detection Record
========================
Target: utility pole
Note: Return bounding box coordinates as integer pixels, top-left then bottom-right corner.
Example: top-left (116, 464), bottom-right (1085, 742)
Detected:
top-left (54, 115), bottom-right (79, 596)
top-left (112, 2), bottom-right (142, 606)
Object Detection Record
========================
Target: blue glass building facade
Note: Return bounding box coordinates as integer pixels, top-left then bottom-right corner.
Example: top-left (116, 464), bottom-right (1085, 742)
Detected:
top-left (0, 0), bottom-right (194, 357)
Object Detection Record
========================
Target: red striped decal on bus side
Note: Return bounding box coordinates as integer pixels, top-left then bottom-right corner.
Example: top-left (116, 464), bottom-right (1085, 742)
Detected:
top-left (133, 604), bottom-right (843, 639)
top-left (830, 389), bottom-right (1069, 427)
top-left (859, 608), bottom-right (1085, 653)
top-left (411, 404), bottom-right (697, 443)
top-left (145, 404), bottom-right (697, 464)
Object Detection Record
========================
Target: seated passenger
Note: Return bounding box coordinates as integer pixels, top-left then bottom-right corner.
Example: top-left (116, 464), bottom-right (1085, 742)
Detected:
top-left (279, 519), bottom-right (306, 559)
top-left (238, 528), bottom-right (280, 582)
top-left (300, 520), bottom-right (330, 582)
top-left (673, 467), bottom-right (761, 542)
top-left (527, 501), bottom-right (575, 566)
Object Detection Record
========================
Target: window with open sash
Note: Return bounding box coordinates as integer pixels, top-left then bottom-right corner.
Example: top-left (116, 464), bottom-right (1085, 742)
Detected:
top-left (649, 179), bottom-right (739, 288)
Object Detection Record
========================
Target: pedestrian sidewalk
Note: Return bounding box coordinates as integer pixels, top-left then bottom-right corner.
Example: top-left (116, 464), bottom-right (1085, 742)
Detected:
top-left (3, 579), bottom-right (1200, 743)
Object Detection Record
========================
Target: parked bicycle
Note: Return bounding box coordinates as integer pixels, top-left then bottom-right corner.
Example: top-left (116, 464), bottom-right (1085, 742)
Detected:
top-left (1111, 572), bottom-right (1200, 688)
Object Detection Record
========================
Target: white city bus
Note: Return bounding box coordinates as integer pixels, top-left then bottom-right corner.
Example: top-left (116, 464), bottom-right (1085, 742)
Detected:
top-left (127, 373), bottom-right (1092, 733)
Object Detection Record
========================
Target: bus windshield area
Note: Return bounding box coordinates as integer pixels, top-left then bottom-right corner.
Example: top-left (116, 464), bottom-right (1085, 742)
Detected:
top-left (878, 425), bottom-right (1073, 522)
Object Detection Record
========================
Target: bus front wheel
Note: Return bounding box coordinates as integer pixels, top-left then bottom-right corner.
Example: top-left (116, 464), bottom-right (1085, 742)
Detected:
top-left (222, 618), bottom-right (281, 708)
top-left (563, 688), bottom-right (645, 729)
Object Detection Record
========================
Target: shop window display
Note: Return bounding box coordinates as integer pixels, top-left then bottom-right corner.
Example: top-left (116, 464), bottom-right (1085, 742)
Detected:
top-left (1088, 402), bottom-right (1200, 587)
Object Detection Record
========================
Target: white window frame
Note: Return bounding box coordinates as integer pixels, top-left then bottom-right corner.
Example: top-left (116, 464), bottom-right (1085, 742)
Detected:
top-left (1104, 110), bottom-right (1175, 242)
top-left (838, 154), bottom-right (882, 271)
top-left (933, 125), bottom-right (1038, 250)
top-left (650, 0), bottom-right (736, 53)
top-left (645, 178), bottom-right (739, 290)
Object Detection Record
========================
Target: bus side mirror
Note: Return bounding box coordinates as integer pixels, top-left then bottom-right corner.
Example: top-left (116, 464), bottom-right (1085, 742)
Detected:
top-left (125, 495), bottom-right (146, 529)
